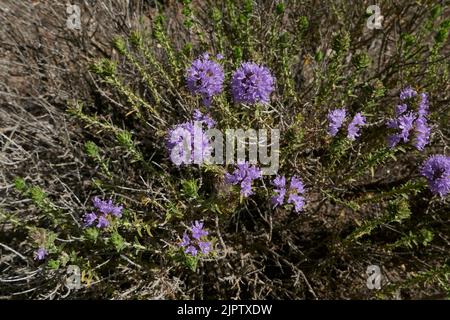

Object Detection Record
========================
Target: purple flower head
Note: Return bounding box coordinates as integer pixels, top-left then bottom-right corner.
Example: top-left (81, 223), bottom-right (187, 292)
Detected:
top-left (271, 187), bottom-right (286, 207)
top-left (96, 215), bottom-right (110, 229)
top-left (167, 122), bottom-right (193, 165)
top-left (92, 197), bottom-right (123, 217)
top-left (231, 62), bottom-right (275, 104)
top-left (247, 165), bottom-right (262, 180)
top-left (198, 241), bottom-right (211, 255)
top-left (99, 199), bottom-right (114, 214)
top-left (347, 112), bottom-right (366, 141)
top-left (193, 109), bottom-right (216, 129)
top-left (287, 193), bottom-right (306, 213)
top-left (225, 163), bottom-right (262, 197)
top-left (387, 111), bottom-right (416, 148)
top-left (388, 88), bottom-right (432, 150)
top-left (271, 175), bottom-right (306, 213)
top-left (192, 220), bottom-right (208, 240)
top-left (83, 212), bottom-right (97, 227)
top-left (186, 53), bottom-right (224, 107)
top-left (167, 117), bottom-right (213, 166)
top-left (92, 196), bottom-right (103, 209)
top-left (185, 245), bottom-right (198, 256)
top-left (273, 175), bottom-right (286, 188)
top-left (327, 108), bottom-right (346, 137)
top-left (85, 197), bottom-right (123, 229)
top-left (421, 155), bottom-right (450, 197)
top-left (110, 205), bottom-right (124, 218)
top-left (180, 232), bottom-right (191, 247)
top-left (288, 175), bottom-right (306, 213)
top-left (224, 166), bottom-right (243, 186)
top-left (240, 178), bottom-right (254, 197)
top-left (216, 53), bottom-right (224, 60)
top-left (397, 112), bottom-right (416, 142)
top-left (289, 176), bottom-right (305, 194)
top-left (178, 220), bottom-right (213, 257)
top-left (34, 248), bottom-right (48, 261)
top-left (413, 116), bottom-right (431, 151)
top-left (400, 86), bottom-right (417, 100)
top-left (271, 175), bottom-right (287, 207)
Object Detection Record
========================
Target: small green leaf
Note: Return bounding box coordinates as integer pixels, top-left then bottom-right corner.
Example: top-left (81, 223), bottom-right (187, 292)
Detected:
top-left (110, 231), bottom-right (126, 252)
top-left (48, 259), bottom-right (60, 270)
top-left (84, 228), bottom-right (99, 243)
top-left (14, 177), bottom-right (27, 193)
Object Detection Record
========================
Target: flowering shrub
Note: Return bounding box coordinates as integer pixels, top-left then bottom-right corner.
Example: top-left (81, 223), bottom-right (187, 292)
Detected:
top-left (3, 1), bottom-right (450, 299)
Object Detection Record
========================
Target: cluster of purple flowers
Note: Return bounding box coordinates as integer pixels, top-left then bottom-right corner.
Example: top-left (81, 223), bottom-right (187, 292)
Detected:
top-left (182, 54), bottom-right (445, 218)
top-left (186, 54), bottom-right (275, 106)
top-left (347, 113), bottom-right (367, 141)
top-left (223, 164), bottom-right (308, 213)
top-left (421, 155), bottom-right (450, 198)
top-left (327, 108), bottom-right (366, 141)
top-left (179, 221), bottom-right (212, 256)
top-left (186, 53), bottom-right (224, 107)
top-left (387, 87), bottom-right (431, 151)
top-left (224, 162), bottom-right (262, 197)
top-left (166, 109), bottom-right (215, 165)
top-left (327, 108), bottom-right (346, 136)
top-left (82, 196), bottom-right (123, 229)
top-left (272, 175), bottom-right (306, 213)
top-left (231, 62), bottom-right (275, 104)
